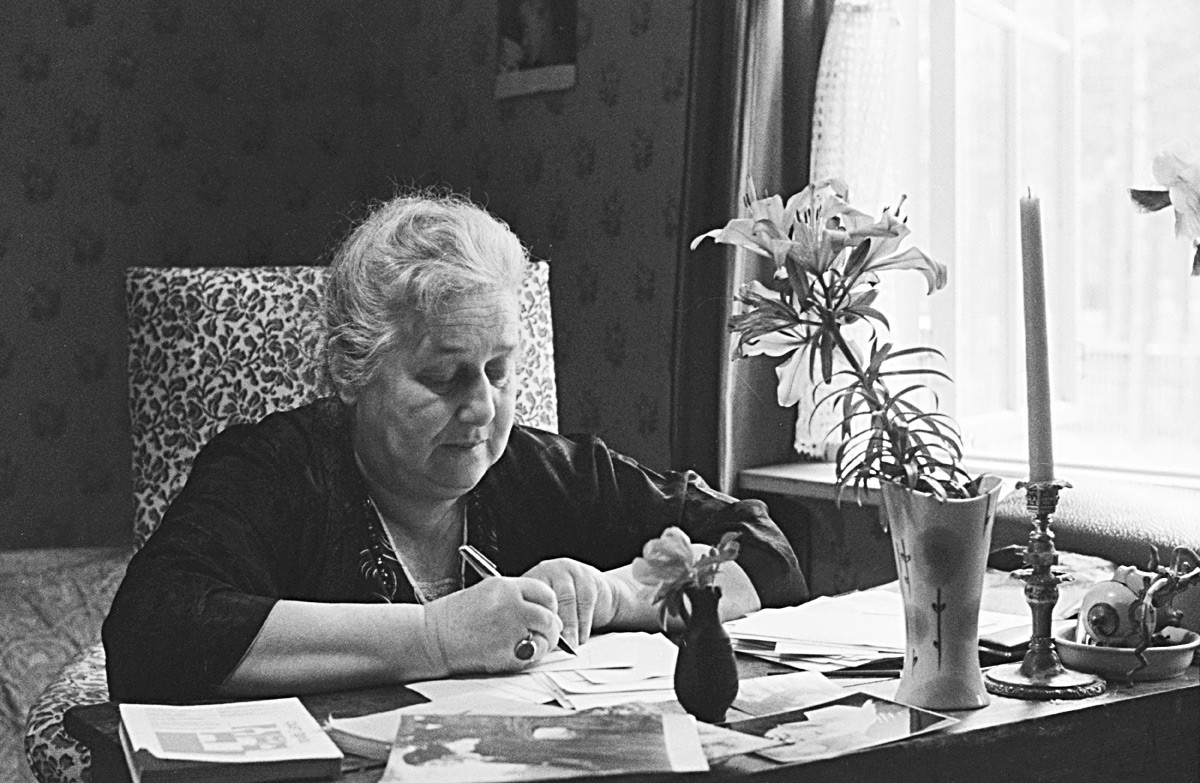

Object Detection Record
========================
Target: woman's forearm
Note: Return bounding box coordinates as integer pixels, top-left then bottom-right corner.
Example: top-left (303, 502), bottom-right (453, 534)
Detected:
top-left (603, 544), bottom-right (762, 633)
top-left (221, 542), bottom-right (766, 696)
top-left (218, 600), bottom-right (448, 696)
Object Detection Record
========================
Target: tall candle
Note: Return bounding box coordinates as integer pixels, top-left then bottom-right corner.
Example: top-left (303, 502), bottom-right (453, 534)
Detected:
top-left (1020, 191), bottom-right (1054, 483)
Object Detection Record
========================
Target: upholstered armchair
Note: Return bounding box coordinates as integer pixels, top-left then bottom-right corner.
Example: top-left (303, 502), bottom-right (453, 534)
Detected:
top-left (25, 263), bottom-right (557, 783)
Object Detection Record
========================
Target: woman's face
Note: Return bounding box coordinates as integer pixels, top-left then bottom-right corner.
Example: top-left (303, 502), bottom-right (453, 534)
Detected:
top-left (345, 289), bottom-right (520, 505)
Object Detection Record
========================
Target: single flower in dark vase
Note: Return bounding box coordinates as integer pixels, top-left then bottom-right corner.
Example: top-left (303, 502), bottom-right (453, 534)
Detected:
top-left (632, 527), bottom-right (740, 723)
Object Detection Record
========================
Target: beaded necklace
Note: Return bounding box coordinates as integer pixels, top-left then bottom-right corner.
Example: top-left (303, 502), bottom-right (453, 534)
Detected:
top-left (358, 497), bottom-right (467, 604)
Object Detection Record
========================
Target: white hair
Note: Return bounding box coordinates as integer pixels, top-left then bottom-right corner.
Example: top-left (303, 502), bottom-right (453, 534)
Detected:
top-left (321, 192), bottom-right (529, 397)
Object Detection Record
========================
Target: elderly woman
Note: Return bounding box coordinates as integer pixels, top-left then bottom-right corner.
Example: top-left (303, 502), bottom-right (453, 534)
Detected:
top-left (103, 193), bottom-right (807, 703)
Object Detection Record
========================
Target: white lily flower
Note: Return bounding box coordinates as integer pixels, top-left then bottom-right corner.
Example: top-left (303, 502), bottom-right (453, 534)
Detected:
top-left (1153, 137), bottom-right (1200, 241)
top-left (1131, 137), bottom-right (1200, 275)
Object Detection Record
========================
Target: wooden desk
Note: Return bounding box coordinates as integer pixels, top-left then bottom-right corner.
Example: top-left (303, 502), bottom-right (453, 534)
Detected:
top-left (65, 659), bottom-right (1198, 783)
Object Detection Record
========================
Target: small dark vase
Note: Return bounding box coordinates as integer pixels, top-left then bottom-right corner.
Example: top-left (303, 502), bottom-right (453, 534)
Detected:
top-left (673, 585), bottom-right (739, 723)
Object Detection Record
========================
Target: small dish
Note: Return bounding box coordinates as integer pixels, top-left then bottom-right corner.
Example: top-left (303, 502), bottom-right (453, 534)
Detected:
top-left (1055, 625), bottom-right (1199, 681)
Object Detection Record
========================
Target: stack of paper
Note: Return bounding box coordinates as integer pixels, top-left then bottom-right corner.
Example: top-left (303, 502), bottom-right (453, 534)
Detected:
top-left (407, 632), bottom-right (681, 712)
top-left (724, 584), bottom-right (1028, 672)
top-left (535, 632), bottom-right (679, 710)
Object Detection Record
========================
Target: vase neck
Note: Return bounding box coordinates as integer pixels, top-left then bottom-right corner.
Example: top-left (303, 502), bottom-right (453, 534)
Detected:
top-left (682, 585), bottom-right (722, 624)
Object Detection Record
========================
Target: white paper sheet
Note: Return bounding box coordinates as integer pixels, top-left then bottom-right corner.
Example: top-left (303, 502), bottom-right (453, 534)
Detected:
top-left (407, 632), bottom-right (681, 711)
top-left (544, 686), bottom-right (679, 712)
top-left (748, 655), bottom-right (876, 673)
top-left (544, 671), bottom-right (675, 695)
top-left (525, 631), bottom-right (678, 674)
top-left (408, 673), bottom-right (558, 705)
top-left (725, 585), bottom-right (1028, 654)
top-left (731, 672), bottom-right (845, 716)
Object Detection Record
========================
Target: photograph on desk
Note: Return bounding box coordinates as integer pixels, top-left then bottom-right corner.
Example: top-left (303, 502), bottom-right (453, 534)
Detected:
top-left (325, 697), bottom-right (786, 768)
top-left (725, 691), bottom-right (956, 765)
top-left (378, 711), bottom-right (707, 782)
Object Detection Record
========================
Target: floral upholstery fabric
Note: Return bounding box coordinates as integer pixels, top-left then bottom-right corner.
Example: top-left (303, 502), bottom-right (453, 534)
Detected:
top-left (23, 644), bottom-right (108, 783)
top-left (127, 266), bottom-right (329, 547)
top-left (129, 263), bottom-right (557, 548)
top-left (25, 263), bottom-right (557, 783)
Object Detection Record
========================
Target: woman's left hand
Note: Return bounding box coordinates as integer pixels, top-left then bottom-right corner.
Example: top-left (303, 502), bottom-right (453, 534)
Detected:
top-left (522, 558), bottom-right (619, 647)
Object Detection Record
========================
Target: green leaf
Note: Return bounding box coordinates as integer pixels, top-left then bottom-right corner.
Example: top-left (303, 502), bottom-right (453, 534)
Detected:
top-left (918, 475), bottom-right (948, 500)
top-left (847, 305), bottom-right (890, 330)
top-left (818, 331), bottom-right (835, 384)
top-left (886, 344), bottom-right (947, 361)
top-left (879, 367), bottom-right (955, 383)
top-left (784, 245), bottom-right (818, 293)
top-left (864, 341), bottom-right (893, 379)
top-left (842, 239), bottom-right (874, 281)
top-left (1129, 187), bottom-right (1171, 213)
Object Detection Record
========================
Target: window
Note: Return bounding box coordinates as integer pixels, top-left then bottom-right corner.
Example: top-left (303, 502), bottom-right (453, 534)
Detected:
top-left (871, 0), bottom-right (1200, 484)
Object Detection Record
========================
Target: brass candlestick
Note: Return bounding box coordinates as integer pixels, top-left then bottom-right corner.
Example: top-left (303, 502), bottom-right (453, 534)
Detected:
top-left (984, 479), bottom-right (1107, 700)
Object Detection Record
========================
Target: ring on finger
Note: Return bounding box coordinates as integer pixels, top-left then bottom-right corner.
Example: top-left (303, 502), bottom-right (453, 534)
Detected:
top-left (514, 633), bottom-right (537, 661)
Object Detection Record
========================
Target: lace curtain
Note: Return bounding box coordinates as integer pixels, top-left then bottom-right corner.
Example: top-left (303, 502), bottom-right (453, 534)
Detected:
top-left (794, 0), bottom-right (900, 459)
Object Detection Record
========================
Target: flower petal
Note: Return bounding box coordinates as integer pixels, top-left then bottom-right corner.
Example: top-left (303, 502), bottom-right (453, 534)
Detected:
top-left (741, 327), bottom-right (807, 359)
top-left (1169, 183), bottom-right (1200, 240)
top-left (658, 526), bottom-right (694, 558)
top-left (690, 219), bottom-right (772, 256)
top-left (775, 349), bottom-right (810, 407)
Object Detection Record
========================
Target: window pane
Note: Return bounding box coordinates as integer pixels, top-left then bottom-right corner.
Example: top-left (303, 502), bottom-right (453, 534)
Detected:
top-left (1068, 0), bottom-right (1200, 476)
top-left (1016, 0), bottom-right (1067, 34)
top-left (958, 14), bottom-right (1016, 419)
top-left (889, 0), bottom-right (1200, 480)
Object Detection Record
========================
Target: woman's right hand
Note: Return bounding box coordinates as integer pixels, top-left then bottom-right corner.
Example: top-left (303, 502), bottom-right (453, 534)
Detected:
top-left (421, 577), bottom-right (563, 675)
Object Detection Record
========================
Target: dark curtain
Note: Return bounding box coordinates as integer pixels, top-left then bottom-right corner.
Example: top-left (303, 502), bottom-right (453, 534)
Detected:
top-left (669, 0), bottom-right (747, 484)
top-left (670, 0), bottom-right (831, 491)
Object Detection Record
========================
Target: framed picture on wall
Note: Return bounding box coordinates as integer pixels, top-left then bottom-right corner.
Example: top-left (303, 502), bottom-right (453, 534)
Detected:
top-left (495, 0), bottom-right (577, 99)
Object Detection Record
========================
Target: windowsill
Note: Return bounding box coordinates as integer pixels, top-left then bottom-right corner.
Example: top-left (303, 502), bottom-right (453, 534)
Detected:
top-left (738, 459), bottom-right (1200, 503)
top-left (738, 462), bottom-right (882, 506)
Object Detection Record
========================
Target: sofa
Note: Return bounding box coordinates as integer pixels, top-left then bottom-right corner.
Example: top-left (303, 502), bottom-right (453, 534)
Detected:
top-left (991, 478), bottom-right (1200, 634)
top-left (0, 548), bottom-right (129, 783)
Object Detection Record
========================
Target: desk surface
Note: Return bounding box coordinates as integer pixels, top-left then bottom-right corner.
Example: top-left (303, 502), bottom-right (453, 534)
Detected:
top-left (66, 658), bottom-right (1198, 783)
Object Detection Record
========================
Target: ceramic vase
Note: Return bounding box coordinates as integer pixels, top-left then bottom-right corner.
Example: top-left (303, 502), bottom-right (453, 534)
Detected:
top-left (673, 586), bottom-right (739, 723)
top-left (881, 475), bottom-right (1004, 711)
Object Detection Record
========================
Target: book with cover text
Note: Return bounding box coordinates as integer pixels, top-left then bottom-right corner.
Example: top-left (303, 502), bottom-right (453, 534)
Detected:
top-left (118, 697), bottom-right (343, 783)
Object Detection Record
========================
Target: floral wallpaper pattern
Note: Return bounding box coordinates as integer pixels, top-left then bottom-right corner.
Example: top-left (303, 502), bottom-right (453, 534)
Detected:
top-left (0, 0), bottom-right (696, 549)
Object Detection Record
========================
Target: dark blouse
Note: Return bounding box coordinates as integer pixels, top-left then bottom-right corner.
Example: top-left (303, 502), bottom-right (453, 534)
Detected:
top-left (103, 397), bottom-right (807, 703)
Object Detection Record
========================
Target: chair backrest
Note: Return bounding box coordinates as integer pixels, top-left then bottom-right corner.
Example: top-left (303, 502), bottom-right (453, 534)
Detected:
top-left (127, 264), bottom-right (557, 548)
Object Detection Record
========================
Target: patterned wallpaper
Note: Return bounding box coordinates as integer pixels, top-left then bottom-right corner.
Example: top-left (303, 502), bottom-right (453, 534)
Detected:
top-left (0, 0), bottom-right (698, 549)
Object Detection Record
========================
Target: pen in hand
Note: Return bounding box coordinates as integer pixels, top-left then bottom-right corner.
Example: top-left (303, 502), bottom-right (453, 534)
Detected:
top-left (458, 544), bottom-right (577, 656)
top-left (824, 669), bottom-right (903, 679)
